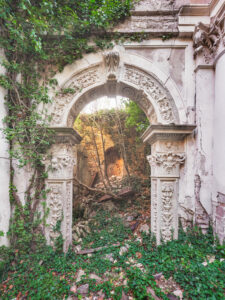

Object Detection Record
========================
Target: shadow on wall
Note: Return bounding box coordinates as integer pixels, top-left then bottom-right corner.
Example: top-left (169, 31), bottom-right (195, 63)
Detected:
top-left (75, 146), bottom-right (125, 187)
top-left (105, 147), bottom-right (125, 178)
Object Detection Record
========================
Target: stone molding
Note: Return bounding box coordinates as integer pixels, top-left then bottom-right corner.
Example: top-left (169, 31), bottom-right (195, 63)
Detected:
top-left (122, 65), bottom-right (178, 124)
top-left (142, 124), bottom-right (196, 145)
top-left (131, 0), bottom-right (176, 14)
top-left (113, 0), bottom-right (178, 34)
top-left (114, 15), bottom-right (178, 34)
top-left (50, 66), bottom-right (101, 125)
top-left (51, 127), bottom-right (82, 145)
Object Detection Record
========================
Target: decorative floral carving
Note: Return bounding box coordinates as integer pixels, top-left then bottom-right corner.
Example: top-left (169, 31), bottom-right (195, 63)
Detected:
top-left (65, 181), bottom-right (72, 252)
top-left (151, 179), bottom-right (158, 234)
top-left (51, 67), bottom-right (100, 124)
top-left (193, 15), bottom-right (225, 63)
top-left (47, 183), bottom-right (63, 246)
top-left (161, 182), bottom-right (174, 242)
top-left (51, 155), bottom-right (75, 172)
top-left (103, 51), bottom-right (120, 80)
top-left (148, 152), bottom-right (185, 174)
top-left (123, 66), bottom-right (176, 123)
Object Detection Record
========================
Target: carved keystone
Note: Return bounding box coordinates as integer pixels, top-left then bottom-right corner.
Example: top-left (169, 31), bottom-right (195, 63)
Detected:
top-left (103, 51), bottom-right (120, 80)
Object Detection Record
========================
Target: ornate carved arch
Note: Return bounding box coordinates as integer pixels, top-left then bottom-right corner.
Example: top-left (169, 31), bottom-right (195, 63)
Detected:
top-left (48, 50), bottom-right (186, 127)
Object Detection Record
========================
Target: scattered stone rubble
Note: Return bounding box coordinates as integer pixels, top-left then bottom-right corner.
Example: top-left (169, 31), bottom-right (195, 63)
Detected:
top-left (71, 176), bottom-right (184, 299)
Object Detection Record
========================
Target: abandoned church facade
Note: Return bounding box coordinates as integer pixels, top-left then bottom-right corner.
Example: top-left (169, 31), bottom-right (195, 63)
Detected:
top-left (0, 0), bottom-right (225, 250)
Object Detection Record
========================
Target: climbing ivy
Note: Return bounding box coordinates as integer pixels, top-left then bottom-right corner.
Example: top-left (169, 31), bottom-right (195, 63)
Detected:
top-left (0, 0), bottom-right (133, 252)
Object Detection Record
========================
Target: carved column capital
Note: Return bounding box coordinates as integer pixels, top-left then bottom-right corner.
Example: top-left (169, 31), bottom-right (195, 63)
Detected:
top-left (147, 151), bottom-right (185, 177)
top-left (44, 143), bottom-right (76, 180)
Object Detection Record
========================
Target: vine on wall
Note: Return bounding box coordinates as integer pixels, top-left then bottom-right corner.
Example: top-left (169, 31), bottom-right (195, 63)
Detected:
top-left (0, 0), bottom-right (133, 252)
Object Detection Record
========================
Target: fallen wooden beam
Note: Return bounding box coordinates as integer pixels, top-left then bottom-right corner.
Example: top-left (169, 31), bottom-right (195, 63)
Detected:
top-left (76, 243), bottom-right (120, 255)
top-left (98, 186), bottom-right (134, 203)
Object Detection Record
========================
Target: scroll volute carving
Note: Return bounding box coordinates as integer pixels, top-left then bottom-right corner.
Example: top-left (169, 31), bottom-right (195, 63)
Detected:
top-left (193, 16), bottom-right (225, 63)
top-left (103, 51), bottom-right (120, 80)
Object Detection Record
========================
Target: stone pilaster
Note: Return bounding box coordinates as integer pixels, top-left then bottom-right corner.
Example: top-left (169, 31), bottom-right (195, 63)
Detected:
top-left (147, 152), bottom-right (185, 244)
top-left (44, 128), bottom-right (81, 252)
top-left (142, 124), bottom-right (195, 245)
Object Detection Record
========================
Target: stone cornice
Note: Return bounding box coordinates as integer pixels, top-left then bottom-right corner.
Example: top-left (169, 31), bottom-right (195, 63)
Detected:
top-left (50, 127), bottom-right (82, 145)
top-left (141, 124), bottom-right (196, 145)
top-left (194, 64), bottom-right (214, 72)
top-left (179, 0), bottom-right (221, 17)
top-left (179, 5), bottom-right (210, 17)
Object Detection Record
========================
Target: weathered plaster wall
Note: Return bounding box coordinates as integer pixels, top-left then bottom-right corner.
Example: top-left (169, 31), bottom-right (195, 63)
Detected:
top-left (0, 50), bottom-right (10, 246)
top-left (213, 52), bottom-right (225, 242)
top-left (213, 53), bottom-right (225, 198)
top-left (195, 67), bottom-right (214, 215)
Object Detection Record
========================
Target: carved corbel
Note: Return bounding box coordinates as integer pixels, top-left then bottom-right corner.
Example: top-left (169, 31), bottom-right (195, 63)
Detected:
top-left (193, 14), bottom-right (225, 63)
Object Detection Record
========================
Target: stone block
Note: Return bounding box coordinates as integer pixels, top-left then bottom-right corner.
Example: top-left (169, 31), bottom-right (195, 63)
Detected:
top-left (216, 206), bottom-right (225, 218)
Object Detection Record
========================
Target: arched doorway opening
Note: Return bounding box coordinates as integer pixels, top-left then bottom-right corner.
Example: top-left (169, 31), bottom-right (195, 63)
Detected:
top-left (71, 97), bottom-right (151, 245)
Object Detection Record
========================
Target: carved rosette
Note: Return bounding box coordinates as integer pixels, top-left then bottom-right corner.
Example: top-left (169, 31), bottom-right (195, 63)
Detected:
top-left (193, 14), bottom-right (225, 63)
top-left (51, 66), bottom-right (100, 125)
top-left (148, 152), bottom-right (185, 177)
top-left (123, 66), bottom-right (177, 123)
top-left (161, 182), bottom-right (174, 242)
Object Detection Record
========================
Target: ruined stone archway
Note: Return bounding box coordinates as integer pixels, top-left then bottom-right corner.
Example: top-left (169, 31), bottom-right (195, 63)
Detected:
top-left (44, 49), bottom-right (195, 251)
top-left (47, 50), bottom-right (187, 127)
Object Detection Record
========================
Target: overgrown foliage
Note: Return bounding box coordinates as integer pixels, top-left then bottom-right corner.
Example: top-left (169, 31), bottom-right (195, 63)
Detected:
top-left (125, 100), bottom-right (149, 133)
top-left (0, 0), bottom-right (132, 251)
top-left (1, 211), bottom-right (225, 299)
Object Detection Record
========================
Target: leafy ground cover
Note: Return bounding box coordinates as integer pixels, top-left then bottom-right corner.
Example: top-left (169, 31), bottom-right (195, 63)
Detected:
top-left (0, 211), bottom-right (225, 300)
